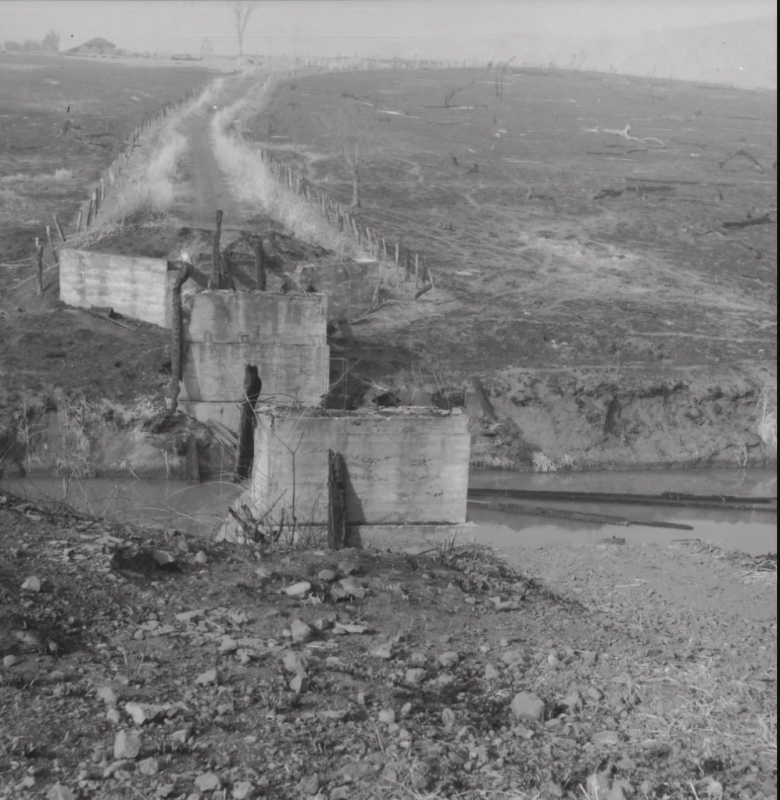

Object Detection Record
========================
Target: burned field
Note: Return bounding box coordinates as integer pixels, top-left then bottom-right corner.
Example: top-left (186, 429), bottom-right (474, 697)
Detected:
top-left (253, 67), bottom-right (777, 372)
top-left (245, 66), bottom-right (777, 467)
top-left (0, 53), bottom-right (211, 262)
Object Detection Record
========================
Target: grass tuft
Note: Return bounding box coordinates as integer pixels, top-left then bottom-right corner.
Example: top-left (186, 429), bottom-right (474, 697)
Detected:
top-left (756, 380), bottom-right (777, 451)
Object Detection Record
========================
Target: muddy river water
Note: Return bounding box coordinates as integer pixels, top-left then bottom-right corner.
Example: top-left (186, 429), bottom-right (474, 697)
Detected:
top-left (2, 468), bottom-right (776, 555)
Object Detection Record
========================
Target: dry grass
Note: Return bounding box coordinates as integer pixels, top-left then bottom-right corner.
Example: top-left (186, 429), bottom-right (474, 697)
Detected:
top-left (757, 379), bottom-right (777, 451)
top-left (619, 655), bottom-right (778, 768)
top-left (209, 79), bottom-right (367, 258)
top-left (98, 131), bottom-right (188, 224)
top-left (90, 78), bottom-right (225, 227)
top-left (531, 452), bottom-right (576, 473)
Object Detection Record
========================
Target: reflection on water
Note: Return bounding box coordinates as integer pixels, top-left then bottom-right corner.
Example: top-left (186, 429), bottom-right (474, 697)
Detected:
top-left (468, 467), bottom-right (777, 555)
top-left (467, 504), bottom-right (777, 556)
top-left (1, 477), bottom-right (242, 539)
top-left (2, 468), bottom-right (777, 555)
top-left (469, 467), bottom-right (777, 498)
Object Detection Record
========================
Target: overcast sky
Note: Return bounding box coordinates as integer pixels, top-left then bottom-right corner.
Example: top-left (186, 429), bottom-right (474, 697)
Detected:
top-left (1, 0), bottom-right (775, 58)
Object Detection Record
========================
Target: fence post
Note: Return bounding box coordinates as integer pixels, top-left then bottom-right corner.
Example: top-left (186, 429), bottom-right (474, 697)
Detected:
top-left (46, 225), bottom-right (59, 266)
top-left (254, 239), bottom-right (267, 291)
top-left (209, 209), bottom-right (224, 289)
top-left (35, 238), bottom-right (44, 295)
top-left (53, 213), bottom-right (66, 244)
top-left (169, 263), bottom-right (192, 416)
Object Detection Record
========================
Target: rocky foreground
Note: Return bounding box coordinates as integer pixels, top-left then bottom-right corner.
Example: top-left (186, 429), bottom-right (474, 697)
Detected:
top-left (0, 488), bottom-right (776, 800)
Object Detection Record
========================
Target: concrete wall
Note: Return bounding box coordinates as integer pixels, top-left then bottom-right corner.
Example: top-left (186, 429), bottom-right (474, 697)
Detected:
top-left (182, 290), bottom-right (327, 346)
top-left (178, 290), bottom-right (330, 406)
top-left (296, 260), bottom-right (380, 322)
top-left (179, 343), bottom-right (330, 403)
top-left (60, 249), bottom-right (176, 328)
top-left (250, 408), bottom-right (470, 525)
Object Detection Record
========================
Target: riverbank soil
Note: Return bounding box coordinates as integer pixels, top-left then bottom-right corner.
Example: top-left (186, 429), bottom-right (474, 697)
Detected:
top-left (251, 67), bottom-right (778, 468)
top-left (0, 487), bottom-right (776, 799)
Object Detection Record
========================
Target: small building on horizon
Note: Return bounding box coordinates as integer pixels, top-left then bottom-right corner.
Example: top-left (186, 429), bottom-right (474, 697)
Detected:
top-left (65, 37), bottom-right (117, 56)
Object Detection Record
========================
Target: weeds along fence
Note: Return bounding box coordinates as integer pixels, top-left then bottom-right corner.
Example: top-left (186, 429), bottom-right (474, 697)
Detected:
top-left (61, 78), bottom-right (218, 239)
top-left (217, 65), bottom-right (436, 291)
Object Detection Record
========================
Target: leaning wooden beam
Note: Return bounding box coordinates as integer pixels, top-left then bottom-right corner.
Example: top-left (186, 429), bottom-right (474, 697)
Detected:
top-left (235, 365), bottom-right (263, 481)
top-left (328, 450), bottom-right (346, 550)
top-left (471, 376), bottom-right (499, 422)
top-left (169, 263), bottom-right (192, 415)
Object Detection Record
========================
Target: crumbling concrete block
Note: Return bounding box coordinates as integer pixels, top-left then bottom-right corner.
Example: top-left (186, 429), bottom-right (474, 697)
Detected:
top-left (249, 407), bottom-right (470, 525)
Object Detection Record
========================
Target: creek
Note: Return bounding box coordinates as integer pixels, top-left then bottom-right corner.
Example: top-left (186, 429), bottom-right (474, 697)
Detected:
top-left (2, 468), bottom-right (776, 555)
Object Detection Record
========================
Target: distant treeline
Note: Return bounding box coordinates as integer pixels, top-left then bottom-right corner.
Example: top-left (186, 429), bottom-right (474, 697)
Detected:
top-left (3, 30), bottom-right (60, 53)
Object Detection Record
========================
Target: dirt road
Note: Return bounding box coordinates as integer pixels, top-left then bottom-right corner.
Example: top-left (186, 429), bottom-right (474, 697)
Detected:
top-left (171, 76), bottom-right (259, 230)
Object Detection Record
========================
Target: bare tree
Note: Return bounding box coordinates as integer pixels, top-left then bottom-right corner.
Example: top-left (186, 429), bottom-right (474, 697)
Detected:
top-left (227, 0), bottom-right (257, 62)
top-left (42, 30), bottom-right (60, 53)
top-left (321, 103), bottom-right (378, 209)
top-left (443, 79), bottom-right (475, 108)
top-left (493, 56), bottom-right (516, 103)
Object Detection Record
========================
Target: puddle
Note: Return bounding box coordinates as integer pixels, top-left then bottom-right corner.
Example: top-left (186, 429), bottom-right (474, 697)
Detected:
top-left (2, 468), bottom-right (776, 555)
top-left (468, 468), bottom-right (777, 555)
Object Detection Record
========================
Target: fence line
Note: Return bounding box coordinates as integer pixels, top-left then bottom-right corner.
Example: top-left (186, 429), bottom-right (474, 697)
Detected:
top-left (72, 78), bottom-right (214, 235)
top-left (248, 65), bottom-right (434, 290)
top-left (48, 58), bottom-right (443, 291)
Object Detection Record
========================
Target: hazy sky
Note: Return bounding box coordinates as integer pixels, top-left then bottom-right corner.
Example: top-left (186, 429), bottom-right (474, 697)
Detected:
top-left (0, 0), bottom-right (775, 57)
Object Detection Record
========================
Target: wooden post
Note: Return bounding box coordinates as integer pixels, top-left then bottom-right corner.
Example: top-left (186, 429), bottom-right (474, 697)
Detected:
top-left (414, 253), bottom-right (419, 288)
top-left (169, 263), bottom-right (191, 416)
top-left (53, 214), bottom-right (66, 244)
top-left (471, 376), bottom-right (499, 422)
top-left (35, 238), bottom-right (44, 295)
top-left (76, 209), bottom-right (83, 234)
top-left (395, 242), bottom-right (400, 266)
top-left (184, 434), bottom-right (200, 482)
top-left (254, 239), bottom-right (267, 291)
top-left (46, 225), bottom-right (59, 266)
top-left (209, 209), bottom-right (224, 289)
top-left (328, 449), bottom-right (346, 550)
top-left (86, 199), bottom-right (94, 229)
top-left (405, 250), bottom-right (411, 281)
top-left (338, 213), bottom-right (344, 232)
top-left (235, 364), bottom-right (263, 481)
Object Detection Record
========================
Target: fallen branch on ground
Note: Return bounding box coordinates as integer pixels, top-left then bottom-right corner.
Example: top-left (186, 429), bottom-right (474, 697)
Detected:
top-left (599, 123), bottom-right (665, 147)
top-left (722, 212), bottom-right (773, 229)
top-left (720, 148), bottom-right (765, 173)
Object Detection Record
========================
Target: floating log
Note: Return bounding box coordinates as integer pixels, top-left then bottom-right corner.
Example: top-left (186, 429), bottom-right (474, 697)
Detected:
top-left (476, 501), bottom-right (695, 531)
top-left (467, 488), bottom-right (777, 513)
